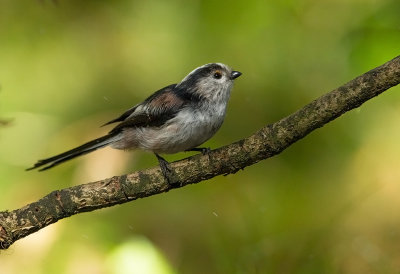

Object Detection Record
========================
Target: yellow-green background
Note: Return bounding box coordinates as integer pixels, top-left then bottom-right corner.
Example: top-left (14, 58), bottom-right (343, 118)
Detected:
top-left (1, 0), bottom-right (400, 273)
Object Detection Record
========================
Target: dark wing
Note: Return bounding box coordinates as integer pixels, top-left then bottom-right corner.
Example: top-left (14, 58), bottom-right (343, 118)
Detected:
top-left (108, 84), bottom-right (187, 134)
top-left (102, 84), bottom-right (179, 126)
top-left (102, 105), bottom-right (139, 126)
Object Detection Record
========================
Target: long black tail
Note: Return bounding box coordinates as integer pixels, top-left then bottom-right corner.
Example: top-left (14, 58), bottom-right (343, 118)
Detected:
top-left (27, 133), bottom-right (121, 171)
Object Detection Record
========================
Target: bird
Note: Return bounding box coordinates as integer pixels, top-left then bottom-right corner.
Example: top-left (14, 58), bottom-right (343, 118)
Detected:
top-left (27, 63), bottom-right (242, 179)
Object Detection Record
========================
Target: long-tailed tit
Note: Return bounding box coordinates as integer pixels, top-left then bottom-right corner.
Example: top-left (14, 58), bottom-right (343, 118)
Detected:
top-left (27, 63), bottom-right (242, 178)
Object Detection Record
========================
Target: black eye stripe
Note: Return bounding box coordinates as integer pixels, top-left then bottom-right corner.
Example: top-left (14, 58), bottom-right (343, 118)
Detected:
top-left (213, 72), bottom-right (222, 79)
top-left (179, 64), bottom-right (226, 87)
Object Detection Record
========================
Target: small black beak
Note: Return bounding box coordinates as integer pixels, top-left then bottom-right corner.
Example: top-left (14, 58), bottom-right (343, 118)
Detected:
top-left (230, 71), bottom-right (242, 80)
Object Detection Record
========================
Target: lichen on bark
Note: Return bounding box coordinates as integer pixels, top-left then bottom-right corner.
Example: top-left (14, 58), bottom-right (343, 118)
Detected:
top-left (0, 55), bottom-right (399, 249)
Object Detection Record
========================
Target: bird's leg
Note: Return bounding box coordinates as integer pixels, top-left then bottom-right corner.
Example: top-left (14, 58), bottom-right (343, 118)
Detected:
top-left (155, 153), bottom-right (172, 184)
top-left (185, 147), bottom-right (211, 155)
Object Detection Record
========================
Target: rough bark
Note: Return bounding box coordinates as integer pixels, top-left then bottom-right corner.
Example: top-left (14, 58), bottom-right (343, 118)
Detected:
top-left (1, 55), bottom-right (399, 249)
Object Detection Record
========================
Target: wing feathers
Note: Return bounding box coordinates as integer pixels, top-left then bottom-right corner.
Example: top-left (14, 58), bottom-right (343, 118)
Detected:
top-left (28, 84), bottom-right (187, 171)
top-left (101, 105), bottom-right (139, 127)
top-left (108, 84), bottom-right (187, 133)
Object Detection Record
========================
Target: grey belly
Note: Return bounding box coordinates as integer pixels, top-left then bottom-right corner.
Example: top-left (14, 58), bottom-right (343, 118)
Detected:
top-left (137, 119), bottom-right (220, 154)
top-left (111, 116), bottom-right (223, 154)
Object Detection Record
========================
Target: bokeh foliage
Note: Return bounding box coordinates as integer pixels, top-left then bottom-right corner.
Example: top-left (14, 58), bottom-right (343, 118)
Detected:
top-left (0, 0), bottom-right (400, 273)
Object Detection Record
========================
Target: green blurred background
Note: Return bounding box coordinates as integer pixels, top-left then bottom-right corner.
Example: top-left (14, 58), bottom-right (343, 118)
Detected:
top-left (0, 0), bottom-right (400, 273)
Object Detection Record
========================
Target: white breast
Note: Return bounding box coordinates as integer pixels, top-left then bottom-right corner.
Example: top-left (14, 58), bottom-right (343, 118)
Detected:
top-left (133, 103), bottom-right (227, 154)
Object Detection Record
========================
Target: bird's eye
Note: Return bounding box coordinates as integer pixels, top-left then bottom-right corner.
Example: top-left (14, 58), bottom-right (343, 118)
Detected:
top-left (213, 71), bottom-right (222, 79)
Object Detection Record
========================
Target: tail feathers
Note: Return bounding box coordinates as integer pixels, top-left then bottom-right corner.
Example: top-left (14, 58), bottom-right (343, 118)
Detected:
top-left (27, 133), bottom-right (121, 171)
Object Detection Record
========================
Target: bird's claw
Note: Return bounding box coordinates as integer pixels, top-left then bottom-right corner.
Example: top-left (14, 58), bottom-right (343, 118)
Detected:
top-left (185, 147), bottom-right (211, 155)
top-left (155, 153), bottom-right (173, 185)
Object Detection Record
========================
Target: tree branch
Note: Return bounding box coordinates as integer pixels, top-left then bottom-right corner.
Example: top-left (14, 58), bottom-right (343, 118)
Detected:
top-left (1, 56), bottom-right (400, 249)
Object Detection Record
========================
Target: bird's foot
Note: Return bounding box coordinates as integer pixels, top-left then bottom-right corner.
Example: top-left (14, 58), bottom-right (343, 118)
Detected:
top-left (185, 147), bottom-right (211, 155)
top-left (155, 153), bottom-right (173, 185)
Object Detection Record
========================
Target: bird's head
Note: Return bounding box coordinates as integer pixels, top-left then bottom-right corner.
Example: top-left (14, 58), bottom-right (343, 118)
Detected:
top-left (176, 63), bottom-right (241, 101)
